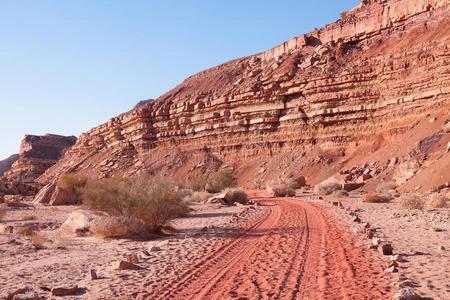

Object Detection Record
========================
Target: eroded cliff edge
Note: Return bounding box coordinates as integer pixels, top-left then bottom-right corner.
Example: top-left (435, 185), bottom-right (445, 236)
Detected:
top-left (39, 0), bottom-right (450, 189)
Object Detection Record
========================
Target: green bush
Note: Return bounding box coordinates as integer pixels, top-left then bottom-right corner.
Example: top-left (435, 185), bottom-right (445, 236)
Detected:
top-left (81, 176), bottom-right (188, 234)
top-left (206, 169), bottom-right (236, 193)
top-left (58, 173), bottom-right (88, 204)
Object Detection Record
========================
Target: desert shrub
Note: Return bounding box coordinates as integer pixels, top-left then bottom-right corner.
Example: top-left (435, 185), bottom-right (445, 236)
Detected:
top-left (22, 215), bottom-right (36, 221)
top-left (270, 185), bottom-right (295, 197)
top-left (31, 231), bottom-right (46, 249)
top-left (50, 230), bottom-right (72, 249)
top-left (224, 188), bottom-right (248, 204)
top-left (363, 192), bottom-right (392, 203)
top-left (285, 180), bottom-right (301, 190)
top-left (185, 175), bottom-right (208, 192)
top-left (206, 169), bottom-right (236, 193)
top-left (15, 225), bottom-right (32, 236)
top-left (184, 191), bottom-right (211, 203)
top-left (314, 181), bottom-right (342, 195)
top-left (427, 193), bottom-right (447, 208)
top-left (376, 181), bottom-right (398, 193)
top-left (340, 11), bottom-right (348, 18)
top-left (58, 173), bottom-right (88, 204)
top-left (81, 176), bottom-right (188, 233)
top-left (399, 194), bottom-right (424, 209)
top-left (333, 190), bottom-right (349, 198)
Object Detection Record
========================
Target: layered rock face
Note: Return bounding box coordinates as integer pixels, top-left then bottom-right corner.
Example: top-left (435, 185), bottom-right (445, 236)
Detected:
top-left (4, 134), bottom-right (77, 183)
top-left (0, 154), bottom-right (19, 177)
top-left (40, 0), bottom-right (449, 184)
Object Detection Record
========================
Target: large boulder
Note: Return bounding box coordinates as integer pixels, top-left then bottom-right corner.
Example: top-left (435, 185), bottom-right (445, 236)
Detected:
top-left (49, 186), bottom-right (76, 205)
top-left (293, 175), bottom-right (306, 187)
top-left (33, 183), bottom-right (56, 204)
top-left (60, 210), bottom-right (103, 235)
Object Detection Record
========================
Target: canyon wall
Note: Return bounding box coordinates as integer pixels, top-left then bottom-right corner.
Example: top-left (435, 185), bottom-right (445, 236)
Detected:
top-left (39, 0), bottom-right (449, 184)
top-left (4, 134), bottom-right (77, 183)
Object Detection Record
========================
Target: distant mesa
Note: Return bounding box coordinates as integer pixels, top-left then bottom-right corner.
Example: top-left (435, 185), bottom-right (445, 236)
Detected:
top-left (0, 154), bottom-right (19, 177)
top-left (3, 134), bottom-right (77, 183)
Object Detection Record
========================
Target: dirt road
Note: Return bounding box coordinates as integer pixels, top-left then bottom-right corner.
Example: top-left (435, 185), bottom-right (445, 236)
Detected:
top-left (138, 190), bottom-right (393, 299)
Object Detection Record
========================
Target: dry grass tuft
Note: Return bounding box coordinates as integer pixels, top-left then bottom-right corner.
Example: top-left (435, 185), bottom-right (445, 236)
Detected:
top-left (0, 206), bottom-right (5, 222)
top-left (224, 188), bottom-right (248, 204)
top-left (31, 231), bottom-right (46, 249)
top-left (81, 175), bottom-right (188, 234)
top-left (376, 181), bottom-right (398, 193)
top-left (22, 215), bottom-right (36, 221)
top-left (333, 190), bottom-right (349, 198)
top-left (363, 192), bottom-right (392, 203)
top-left (183, 191), bottom-right (211, 203)
top-left (270, 185), bottom-right (296, 197)
top-left (15, 225), bottom-right (32, 236)
top-left (314, 181), bottom-right (342, 195)
top-left (399, 194), bottom-right (424, 209)
top-left (427, 193), bottom-right (447, 208)
top-left (285, 180), bottom-right (302, 190)
top-left (206, 169), bottom-right (236, 193)
top-left (185, 175), bottom-right (208, 192)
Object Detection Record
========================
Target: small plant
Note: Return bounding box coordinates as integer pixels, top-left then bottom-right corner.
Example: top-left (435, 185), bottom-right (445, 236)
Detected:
top-left (333, 190), bottom-right (349, 198)
top-left (427, 193), bottom-right (447, 208)
top-left (399, 194), bottom-right (424, 209)
top-left (430, 186), bottom-right (438, 193)
top-left (314, 181), bottom-right (342, 195)
top-left (183, 191), bottom-right (211, 203)
top-left (285, 180), bottom-right (301, 190)
top-left (340, 11), bottom-right (348, 18)
top-left (224, 188), bottom-right (248, 204)
top-left (59, 173), bottom-right (88, 204)
top-left (206, 169), bottom-right (236, 193)
top-left (363, 192), bottom-right (392, 203)
top-left (22, 215), bottom-right (36, 221)
top-left (0, 206), bottom-right (5, 222)
top-left (376, 181), bottom-right (398, 193)
top-left (15, 225), bottom-right (32, 236)
top-left (31, 231), bottom-right (46, 249)
top-left (185, 175), bottom-right (208, 191)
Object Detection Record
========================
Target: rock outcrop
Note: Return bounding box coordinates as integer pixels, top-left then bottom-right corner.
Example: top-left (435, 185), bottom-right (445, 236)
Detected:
top-left (0, 154), bottom-right (19, 176)
top-left (39, 0), bottom-right (449, 187)
top-left (4, 134), bottom-right (76, 183)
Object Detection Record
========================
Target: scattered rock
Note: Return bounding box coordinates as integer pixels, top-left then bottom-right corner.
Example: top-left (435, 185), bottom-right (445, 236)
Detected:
top-left (352, 216), bottom-right (361, 223)
top-left (372, 237), bottom-right (381, 246)
top-left (7, 288), bottom-right (29, 300)
top-left (392, 280), bottom-right (413, 288)
top-left (89, 269), bottom-right (98, 280)
top-left (149, 246), bottom-right (161, 252)
top-left (385, 265), bottom-right (398, 273)
top-left (51, 283), bottom-right (78, 296)
top-left (392, 288), bottom-right (420, 300)
top-left (390, 255), bottom-right (403, 262)
top-left (127, 253), bottom-right (140, 264)
top-left (437, 245), bottom-right (445, 251)
top-left (363, 222), bottom-right (370, 229)
top-left (13, 293), bottom-right (38, 300)
top-left (378, 243), bottom-right (394, 255)
top-left (112, 261), bottom-right (143, 271)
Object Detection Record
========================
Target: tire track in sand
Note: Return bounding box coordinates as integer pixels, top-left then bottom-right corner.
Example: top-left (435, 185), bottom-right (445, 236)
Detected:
top-left (137, 190), bottom-right (393, 299)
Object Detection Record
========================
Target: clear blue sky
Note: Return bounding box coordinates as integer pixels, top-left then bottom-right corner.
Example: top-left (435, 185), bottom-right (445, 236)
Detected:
top-left (0, 0), bottom-right (360, 160)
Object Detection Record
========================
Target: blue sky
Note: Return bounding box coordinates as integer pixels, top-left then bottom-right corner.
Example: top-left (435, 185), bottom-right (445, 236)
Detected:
top-left (0, 0), bottom-right (359, 160)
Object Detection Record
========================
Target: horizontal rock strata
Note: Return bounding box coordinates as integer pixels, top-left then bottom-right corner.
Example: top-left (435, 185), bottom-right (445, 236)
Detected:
top-left (39, 0), bottom-right (449, 182)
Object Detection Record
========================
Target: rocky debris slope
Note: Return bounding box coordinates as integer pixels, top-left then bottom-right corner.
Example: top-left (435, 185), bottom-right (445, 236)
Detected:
top-left (39, 0), bottom-right (449, 187)
top-left (4, 134), bottom-right (76, 183)
top-left (0, 154), bottom-right (19, 176)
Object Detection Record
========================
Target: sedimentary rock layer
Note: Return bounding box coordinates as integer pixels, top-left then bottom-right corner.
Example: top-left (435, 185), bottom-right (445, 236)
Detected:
top-left (40, 0), bottom-right (449, 182)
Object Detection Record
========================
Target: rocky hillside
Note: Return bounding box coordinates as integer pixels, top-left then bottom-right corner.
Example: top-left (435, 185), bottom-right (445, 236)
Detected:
top-left (4, 134), bottom-right (77, 183)
top-left (0, 154), bottom-right (19, 177)
top-left (39, 0), bottom-right (449, 190)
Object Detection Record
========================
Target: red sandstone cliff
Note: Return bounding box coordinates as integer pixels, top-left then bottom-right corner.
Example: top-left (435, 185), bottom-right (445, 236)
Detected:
top-left (0, 154), bottom-right (19, 177)
top-left (4, 134), bottom-right (77, 183)
top-left (39, 0), bottom-right (450, 190)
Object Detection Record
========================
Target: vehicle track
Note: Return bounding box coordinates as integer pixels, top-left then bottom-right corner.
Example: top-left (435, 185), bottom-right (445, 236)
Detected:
top-left (137, 190), bottom-right (392, 299)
